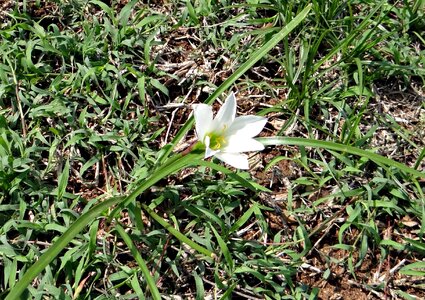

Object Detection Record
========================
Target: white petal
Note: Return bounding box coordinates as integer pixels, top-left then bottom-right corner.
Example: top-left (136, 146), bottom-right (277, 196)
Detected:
top-left (226, 115), bottom-right (267, 138)
top-left (205, 148), bottom-right (219, 158)
top-left (212, 92), bottom-right (236, 132)
top-left (214, 152), bottom-right (249, 169)
top-left (193, 104), bottom-right (213, 142)
top-left (204, 135), bottom-right (218, 158)
top-left (222, 136), bottom-right (264, 153)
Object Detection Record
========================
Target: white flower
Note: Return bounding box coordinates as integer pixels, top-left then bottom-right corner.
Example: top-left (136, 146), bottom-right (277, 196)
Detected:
top-left (193, 92), bottom-right (267, 169)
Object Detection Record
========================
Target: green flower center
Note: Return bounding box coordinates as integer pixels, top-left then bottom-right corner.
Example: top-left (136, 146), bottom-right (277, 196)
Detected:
top-left (207, 132), bottom-right (227, 150)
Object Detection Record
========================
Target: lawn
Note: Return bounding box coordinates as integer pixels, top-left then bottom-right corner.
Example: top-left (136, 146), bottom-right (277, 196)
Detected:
top-left (0, 0), bottom-right (424, 299)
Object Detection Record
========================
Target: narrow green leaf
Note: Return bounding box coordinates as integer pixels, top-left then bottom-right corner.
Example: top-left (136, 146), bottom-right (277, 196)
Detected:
top-left (118, 0), bottom-right (137, 27)
top-left (380, 239), bottom-right (406, 251)
top-left (395, 290), bottom-right (417, 300)
top-left (220, 282), bottom-right (238, 299)
top-left (150, 78), bottom-right (169, 96)
top-left (9, 259), bottom-right (17, 289)
top-left (257, 137), bottom-right (425, 178)
top-left (229, 203), bottom-right (258, 233)
top-left (115, 224), bottom-right (161, 300)
top-left (193, 272), bottom-right (204, 300)
top-left (399, 261), bottom-right (425, 276)
top-left (90, 0), bottom-right (115, 22)
top-left (186, 0), bottom-right (200, 25)
top-left (210, 226), bottom-right (234, 272)
top-left (79, 156), bottom-right (99, 177)
top-left (130, 274), bottom-right (146, 300)
top-left (57, 160), bottom-right (70, 201)
top-left (141, 204), bottom-right (214, 259)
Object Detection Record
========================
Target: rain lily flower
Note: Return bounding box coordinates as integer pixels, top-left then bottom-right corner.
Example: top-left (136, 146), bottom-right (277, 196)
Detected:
top-left (193, 92), bottom-right (267, 169)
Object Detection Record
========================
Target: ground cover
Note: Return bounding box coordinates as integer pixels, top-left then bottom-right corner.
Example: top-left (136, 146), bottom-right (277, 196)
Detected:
top-left (0, 0), bottom-right (424, 299)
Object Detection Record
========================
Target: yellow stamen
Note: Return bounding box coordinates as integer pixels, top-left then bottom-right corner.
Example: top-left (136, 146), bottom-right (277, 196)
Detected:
top-left (206, 133), bottom-right (227, 150)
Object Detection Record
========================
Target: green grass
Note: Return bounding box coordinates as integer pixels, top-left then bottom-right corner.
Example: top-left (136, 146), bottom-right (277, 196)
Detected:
top-left (1, 0), bottom-right (424, 299)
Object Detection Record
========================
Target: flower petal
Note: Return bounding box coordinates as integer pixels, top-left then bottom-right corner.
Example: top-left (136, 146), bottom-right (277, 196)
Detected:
top-left (226, 115), bottom-right (267, 138)
top-left (204, 135), bottom-right (219, 158)
top-left (222, 136), bottom-right (264, 153)
top-left (193, 104), bottom-right (213, 142)
top-left (214, 152), bottom-right (249, 169)
top-left (212, 92), bottom-right (236, 132)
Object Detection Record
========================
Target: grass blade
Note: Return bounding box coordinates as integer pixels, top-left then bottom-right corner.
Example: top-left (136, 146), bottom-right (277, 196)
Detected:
top-left (210, 225), bottom-right (233, 271)
top-left (115, 224), bottom-right (161, 300)
top-left (141, 204), bottom-right (215, 259)
top-left (57, 159), bottom-right (70, 201)
top-left (257, 137), bottom-right (425, 178)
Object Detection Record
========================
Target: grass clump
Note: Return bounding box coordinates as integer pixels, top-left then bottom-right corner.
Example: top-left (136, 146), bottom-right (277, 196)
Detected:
top-left (1, 1), bottom-right (424, 299)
